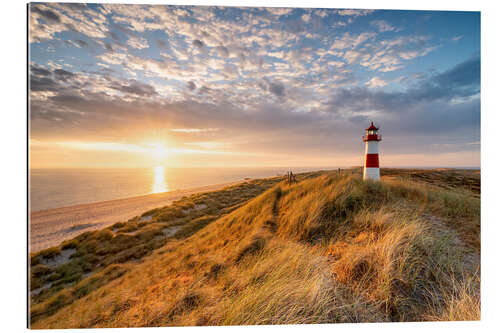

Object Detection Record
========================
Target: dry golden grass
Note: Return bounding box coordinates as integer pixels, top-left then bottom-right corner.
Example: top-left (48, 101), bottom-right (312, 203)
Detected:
top-left (30, 170), bottom-right (480, 328)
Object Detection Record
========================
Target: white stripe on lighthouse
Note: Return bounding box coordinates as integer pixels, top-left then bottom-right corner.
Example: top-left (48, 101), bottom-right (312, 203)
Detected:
top-left (365, 141), bottom-right (379, 154)
top-left (363, 167), bottom-right (380, 181)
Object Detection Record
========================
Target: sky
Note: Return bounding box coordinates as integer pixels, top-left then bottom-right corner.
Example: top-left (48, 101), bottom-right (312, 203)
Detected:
top-left (29, 2), bottom-right (480, 168)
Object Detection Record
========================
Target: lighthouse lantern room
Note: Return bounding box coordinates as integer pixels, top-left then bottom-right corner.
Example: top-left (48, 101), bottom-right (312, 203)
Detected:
top-left (362, 122), bottom-right (382, 181)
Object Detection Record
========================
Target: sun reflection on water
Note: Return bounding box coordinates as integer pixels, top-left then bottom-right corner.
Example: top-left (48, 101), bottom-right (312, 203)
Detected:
top-left (152, 166), bottom-right (168, 193)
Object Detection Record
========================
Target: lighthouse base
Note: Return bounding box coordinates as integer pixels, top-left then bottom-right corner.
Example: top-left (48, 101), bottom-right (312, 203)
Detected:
top-left (363, 167), bottom-right (380, 181)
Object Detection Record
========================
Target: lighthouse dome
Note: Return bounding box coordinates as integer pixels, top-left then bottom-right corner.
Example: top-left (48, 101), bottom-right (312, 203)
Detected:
top-left (366, 122), bottom-right (379, 131)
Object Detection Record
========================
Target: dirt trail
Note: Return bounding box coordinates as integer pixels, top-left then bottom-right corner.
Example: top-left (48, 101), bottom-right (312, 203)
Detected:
top-left (421, 212), bottom-right (480, 273)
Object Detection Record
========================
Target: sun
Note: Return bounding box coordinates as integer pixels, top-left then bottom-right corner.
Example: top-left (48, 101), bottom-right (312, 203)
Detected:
top-left (149, 143), bottom-right (169, 160)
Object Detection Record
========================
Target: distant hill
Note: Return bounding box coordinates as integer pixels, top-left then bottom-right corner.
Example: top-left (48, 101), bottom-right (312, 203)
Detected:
top-left (29, 169), bottom-right (480, 327)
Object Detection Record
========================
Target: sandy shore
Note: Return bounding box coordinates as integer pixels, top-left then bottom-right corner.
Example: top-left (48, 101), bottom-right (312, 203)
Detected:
top-left (30, 180), bottom-right (244, 253)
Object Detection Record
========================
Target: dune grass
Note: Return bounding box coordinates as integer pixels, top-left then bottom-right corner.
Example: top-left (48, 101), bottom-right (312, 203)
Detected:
top-left (29, 169), bottom-right (480, 328)
top-left (29, 172), bottom-right (320, 321)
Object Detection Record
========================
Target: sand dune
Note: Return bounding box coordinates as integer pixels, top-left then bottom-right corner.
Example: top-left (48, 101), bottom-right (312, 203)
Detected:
top-left (29, 180), bottom-right (243, 253)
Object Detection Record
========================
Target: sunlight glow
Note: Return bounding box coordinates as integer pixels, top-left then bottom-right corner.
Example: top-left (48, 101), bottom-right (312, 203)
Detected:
top-left (149, 143), bottom-right (169, 161)
top-left (28, 140), bottom-right (271, 168)
top-left (55, 141), bottom-right (238, 157)
top-left (152, 166), bottom-right (168, 193)
top-left (56, 140), bottom-right (171, 160)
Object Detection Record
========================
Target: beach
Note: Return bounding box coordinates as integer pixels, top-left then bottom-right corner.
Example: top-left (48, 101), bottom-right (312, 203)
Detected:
top-left (30, 180), bottom-right (244, 253)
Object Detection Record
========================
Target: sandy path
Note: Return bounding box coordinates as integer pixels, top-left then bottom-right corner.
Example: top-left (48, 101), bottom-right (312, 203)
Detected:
top-left (30, 180), bottom-right (244, 253)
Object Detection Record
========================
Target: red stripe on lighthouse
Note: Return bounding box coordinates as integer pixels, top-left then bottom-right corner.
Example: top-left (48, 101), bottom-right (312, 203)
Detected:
top-left (365, 154), bottom-right (379, 168)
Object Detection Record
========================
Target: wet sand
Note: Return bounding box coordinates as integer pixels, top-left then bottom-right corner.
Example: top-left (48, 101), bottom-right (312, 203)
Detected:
top-left (30, 180), bottom-right (244, 253)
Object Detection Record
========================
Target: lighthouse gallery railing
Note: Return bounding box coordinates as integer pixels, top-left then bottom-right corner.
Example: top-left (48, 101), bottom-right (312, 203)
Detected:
top-left (362, 134), bottom-right (382, 142)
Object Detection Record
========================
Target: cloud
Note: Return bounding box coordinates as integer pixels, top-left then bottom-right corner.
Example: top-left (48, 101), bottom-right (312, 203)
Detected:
top-left (111, 80), bottom-right (157, 97)
top-left (433, 57), bottom-right (480, 88)
top-left (358, 36), bottom-right (438, 72)
top-left (108, 30), bottom-right (121, 41)
top-left (337, 9), bottom-right (375, 17)
top-left (325, 57), bottom-right (480, 118)
top-left (215, 45), bottom-right (229, 57)
top-left (399, 46), bottom-right (437, 60)
top-left (127, 36), bottom-right (149, 49)
top-left (330, 32), bottom-right (376, 50)
top-left (170, 128), bottom-right (219, 133)
top-left (269, 80), bottom-right (285, 97)
top-left (74, 39), bottom-right (89, 48)
top-left (193, 39), bottom-right (205, 49)
top-left (31, 65), bottom-right (51, 77)
top-left (31, 6), bottom-right (61, 24)
top-left (29, 3), bottom-right (109, 42)
top-left (266, 8), bottom-right (294, 16)
top-left (29, 62), bottom-right (479, 165)
top-left (30, 65), bottom-right (81, 92)
top-left (260, 78), bottom-right (286, 98)
top-left (370, 20), bottom-right (397, 32)
top-left (327, 61), bottom-right (345, 69)
top-left (53, 69), bottom-right (75, 81)
top-left (30, 76), bottom-right (59, 92)
top-left (155, 38), bottom-right (168, 48)
top-left (28, 5), bottom-right (479, 165)
top-left (186, 81), bottom-right (197, 91)
top-left (365, 77), bottom-right (388, 88)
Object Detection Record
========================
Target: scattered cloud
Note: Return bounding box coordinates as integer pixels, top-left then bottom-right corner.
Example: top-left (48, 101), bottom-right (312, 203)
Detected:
top-left (365, 77), bottom-right (387, 88)
top-left (266, 7), bottom-right (294, 16)
top-left (170, 128), bottom-right (219, 133)
top-left (330, 32), bottom-right (376, 50)
top-left (301, 14), bottom-right (311, 23)
top-left (337, 9), bottom-right (375, 17)
top-left (111, 80), bottom-right (157, 97)
top-left (28, 4), bottom-right (480, 166)
top-left (29, 3), bottom-right (109, 42)
top-left (216, 45), bottom-right (229, 57)
top-left (186, 81), bottom-right (197, 91)
top-left (370, 20), bottom-right (397, 32)
top-left (31, 5), bottom-right (61, 24)
top-left (74, 39), bottom-right (89, 48)
top-left (325, 57), bottom-right (480, 119)
top-left (193, 39), bottom-right (205, 49)
top-left (127, 36), bottom-right (149, 49)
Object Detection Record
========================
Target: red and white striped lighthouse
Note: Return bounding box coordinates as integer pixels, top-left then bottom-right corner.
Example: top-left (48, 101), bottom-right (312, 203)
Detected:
top-left (363, 122), bottom-right (382, 181)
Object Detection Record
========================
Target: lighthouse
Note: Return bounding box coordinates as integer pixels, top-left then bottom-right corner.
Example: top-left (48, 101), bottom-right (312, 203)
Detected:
top-left (363, 122), bottom-right (382, 181)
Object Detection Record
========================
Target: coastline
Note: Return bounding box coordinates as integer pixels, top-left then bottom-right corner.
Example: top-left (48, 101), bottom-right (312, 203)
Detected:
top-left (29, 180), bottom-right (245, 253)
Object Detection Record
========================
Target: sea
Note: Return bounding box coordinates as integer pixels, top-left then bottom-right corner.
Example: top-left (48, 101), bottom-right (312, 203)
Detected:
top-left (29, 167), bottom-right (330, 212)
